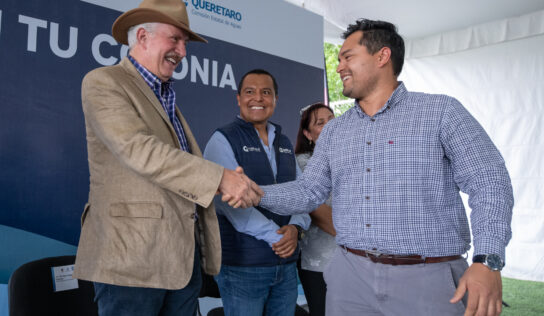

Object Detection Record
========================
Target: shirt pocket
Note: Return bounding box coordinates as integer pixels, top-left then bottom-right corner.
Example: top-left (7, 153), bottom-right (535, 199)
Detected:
top-left (106, 202), bottom-right (165, 273)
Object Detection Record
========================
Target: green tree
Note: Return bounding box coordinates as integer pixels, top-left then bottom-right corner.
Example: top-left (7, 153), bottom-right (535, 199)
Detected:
top-left (324, 43), bottom-right (346, 103)
top-left (324, 42), bottom-right (352, 115)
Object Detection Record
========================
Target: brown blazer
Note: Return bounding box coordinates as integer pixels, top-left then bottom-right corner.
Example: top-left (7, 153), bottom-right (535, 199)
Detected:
top-left (73, 58), bottom-right (223, 290)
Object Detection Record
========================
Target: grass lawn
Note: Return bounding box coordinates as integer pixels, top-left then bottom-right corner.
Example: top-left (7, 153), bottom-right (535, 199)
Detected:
top-left (501, 277), bottom-right (544, 315)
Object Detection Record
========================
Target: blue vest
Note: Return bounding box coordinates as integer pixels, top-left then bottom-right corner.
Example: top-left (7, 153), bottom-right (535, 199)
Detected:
top-left (216, 118), bottom-right (298, 266)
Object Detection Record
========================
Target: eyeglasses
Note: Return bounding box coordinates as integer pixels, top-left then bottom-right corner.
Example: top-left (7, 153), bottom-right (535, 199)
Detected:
top-left (299, 102), bottom-right (327, 115)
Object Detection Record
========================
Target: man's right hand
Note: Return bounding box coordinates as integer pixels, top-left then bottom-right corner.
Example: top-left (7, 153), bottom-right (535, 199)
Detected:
top-left (271, 225), bottom-right (298, 258)
top-left (218, 166), bottom-right (263, 208)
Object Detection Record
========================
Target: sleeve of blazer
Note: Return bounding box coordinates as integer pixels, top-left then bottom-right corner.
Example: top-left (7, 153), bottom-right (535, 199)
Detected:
top-left (81, 66), bottom-right (224, 208)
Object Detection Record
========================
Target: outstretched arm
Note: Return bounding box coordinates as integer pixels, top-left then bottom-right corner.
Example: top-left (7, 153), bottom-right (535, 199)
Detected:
top-left (205, 132), bottom-right (279, 245)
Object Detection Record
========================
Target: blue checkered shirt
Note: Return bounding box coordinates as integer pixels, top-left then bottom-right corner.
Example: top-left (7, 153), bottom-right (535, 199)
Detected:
top-left (128, 56), bottom-right (190, 152)
top-left (260, 82), bottom-right (513, 261)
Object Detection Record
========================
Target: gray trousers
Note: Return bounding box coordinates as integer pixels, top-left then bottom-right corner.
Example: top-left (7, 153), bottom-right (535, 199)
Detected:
top-left (323, 247), bottom-right (468, 316)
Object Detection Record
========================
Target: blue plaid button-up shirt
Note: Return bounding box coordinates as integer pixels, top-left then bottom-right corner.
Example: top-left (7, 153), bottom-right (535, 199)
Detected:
top-left (128, 56), bottom-right (190, 152)
top-left (260, 82), bottom-right (513, 261)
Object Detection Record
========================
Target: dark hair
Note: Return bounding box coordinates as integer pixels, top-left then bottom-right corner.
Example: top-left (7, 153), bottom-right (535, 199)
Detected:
top-left (295, 103), bottom-right (334, 154)
top-left (342, 19), bottom-right (405, 76)
top-left (237, 69), bottom-right (278, 95)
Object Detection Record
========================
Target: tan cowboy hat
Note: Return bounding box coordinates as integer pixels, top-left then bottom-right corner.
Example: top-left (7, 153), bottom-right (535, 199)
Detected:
top-left (112, 0), bottom-right (207, 45)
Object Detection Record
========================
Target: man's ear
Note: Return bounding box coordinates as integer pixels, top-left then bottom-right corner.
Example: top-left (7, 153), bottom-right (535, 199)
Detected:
top-left (136, 27), bottom-right (148, 48)
top-left (376, 47), bottom-right (392, 68)
top-left (236, 94), bottom-right (241, 108)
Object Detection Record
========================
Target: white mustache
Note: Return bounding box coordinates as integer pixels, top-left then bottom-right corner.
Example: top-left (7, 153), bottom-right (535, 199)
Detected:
top-left (165, 53), bottom-right (182, 64)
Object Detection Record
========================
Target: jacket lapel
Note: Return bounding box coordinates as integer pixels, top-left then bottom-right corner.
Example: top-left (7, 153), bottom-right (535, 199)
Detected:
top-left (119, 58), bottom-right (182, 148)
top-left (176, 108), bottom-right (202, 156)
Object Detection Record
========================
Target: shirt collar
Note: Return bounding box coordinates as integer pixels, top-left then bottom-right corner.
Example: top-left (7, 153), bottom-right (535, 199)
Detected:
top-left (236, 115), bottom-right (276, 139)
top-left (386, 81), bottom-right (407, 110)
top-left (353, 81), bottom-right (407, 117)
top-left (128, 55), bottom-right (174, 91)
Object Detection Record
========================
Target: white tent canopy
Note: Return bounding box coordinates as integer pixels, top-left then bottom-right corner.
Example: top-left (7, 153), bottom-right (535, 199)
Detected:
top-left (401, 10), bottom-right (544, 282)
top-left (285, 0), bottom-right (544, 282)
top-left (284, 0), bottom-right (544, 43)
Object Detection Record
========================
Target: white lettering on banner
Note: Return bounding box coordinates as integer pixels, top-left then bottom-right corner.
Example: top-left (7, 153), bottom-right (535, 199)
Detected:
top-left (219, 64), bottom-right (236, 89)
top-left (19, 15), bottom-right (77, 58)
top-left (120, 45), bottom-right (129, 61)
top-left (171, 55), bottom-right (237, 90)
top-left (91, 33), bottom-right (119, 66)
top-left (212, 60), bottom-right (218, 87)
top-left (18, 15), bottom-right (47, 52)
top-left (11, 13), bottom-right (236, 90)
top-left (172, 58), bottom-right (189, 80)
top-left (175, 56), bottom-right (236, 90)
top-left (191, 55), bottom-right (209, 85)
top-left (0, 10), bottom-right (3, 36)
top-left (49, 22), bottom-right (77, 58)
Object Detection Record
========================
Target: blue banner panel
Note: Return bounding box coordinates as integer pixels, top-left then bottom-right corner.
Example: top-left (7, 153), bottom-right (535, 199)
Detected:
top-left (0, 0), bottom-right (324, 247)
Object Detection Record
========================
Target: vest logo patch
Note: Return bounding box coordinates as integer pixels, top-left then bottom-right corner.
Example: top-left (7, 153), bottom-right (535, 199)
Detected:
top-left (242, 145), bottom-right (261, 152)
top-left (279, 147), bottom-right (292, 154)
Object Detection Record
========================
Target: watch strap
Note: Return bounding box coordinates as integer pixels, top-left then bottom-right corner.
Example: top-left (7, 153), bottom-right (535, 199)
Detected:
top-left (293, 224), bottom-right (303, 240)
top-left (472, 254), bottom-right (504, 271)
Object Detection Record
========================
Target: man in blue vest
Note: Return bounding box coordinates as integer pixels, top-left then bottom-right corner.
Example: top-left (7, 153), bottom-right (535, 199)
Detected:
top-left (204, 69), bottom-right (310, 316)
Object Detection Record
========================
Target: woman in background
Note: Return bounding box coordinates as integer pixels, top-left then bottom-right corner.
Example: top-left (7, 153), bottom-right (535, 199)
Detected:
top-left (295, 103), bottom-right (336, 316)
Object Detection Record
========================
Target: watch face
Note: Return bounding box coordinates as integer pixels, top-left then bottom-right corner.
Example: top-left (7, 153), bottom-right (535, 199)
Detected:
top-left (486, 254), bottom-right (504, 270)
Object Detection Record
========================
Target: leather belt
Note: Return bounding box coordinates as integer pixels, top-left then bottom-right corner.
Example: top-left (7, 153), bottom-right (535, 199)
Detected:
top-left (341, 246), bottom-right (461, 265)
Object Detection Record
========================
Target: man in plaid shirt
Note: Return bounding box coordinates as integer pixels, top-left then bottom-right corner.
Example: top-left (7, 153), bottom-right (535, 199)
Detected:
top-left (234, 19), bottom-right (514, 316)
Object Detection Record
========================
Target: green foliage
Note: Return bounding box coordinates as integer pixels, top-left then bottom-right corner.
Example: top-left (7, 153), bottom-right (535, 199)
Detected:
top-left (501, 277), bottom-right (544, 315)
top-left (332, 102), bottom-right (353, 116)
top-left (324, 42), bottom-right (349, 104)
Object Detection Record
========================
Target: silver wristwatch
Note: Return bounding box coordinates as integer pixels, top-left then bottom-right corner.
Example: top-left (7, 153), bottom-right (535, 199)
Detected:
top-left (472, 254), bottom-right (504, 271)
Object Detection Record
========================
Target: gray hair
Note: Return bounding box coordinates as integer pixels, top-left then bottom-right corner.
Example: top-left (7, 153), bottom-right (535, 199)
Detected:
top-left (127, 22), bottom-right (159, 49)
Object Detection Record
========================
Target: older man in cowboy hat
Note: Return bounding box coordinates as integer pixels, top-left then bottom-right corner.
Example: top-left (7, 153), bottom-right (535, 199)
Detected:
top-left (73, 0), bottom-right (262, 315)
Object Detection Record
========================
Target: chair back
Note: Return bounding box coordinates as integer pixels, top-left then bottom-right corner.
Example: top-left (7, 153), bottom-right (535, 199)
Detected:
top-left (8, 255), bottom-right (98, 316)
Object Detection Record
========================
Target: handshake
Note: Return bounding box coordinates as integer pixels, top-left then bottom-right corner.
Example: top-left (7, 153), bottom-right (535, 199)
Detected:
top-left (218, 166), bottom-right (264, 208)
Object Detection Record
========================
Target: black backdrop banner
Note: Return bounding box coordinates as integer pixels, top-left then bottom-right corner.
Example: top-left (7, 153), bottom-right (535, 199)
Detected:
top-left (0, 0), bottom-right (324, 253)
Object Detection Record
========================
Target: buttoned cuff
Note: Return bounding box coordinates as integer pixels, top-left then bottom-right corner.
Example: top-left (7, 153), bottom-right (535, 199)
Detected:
top-left (473, 236), bottom-right (506, 264)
